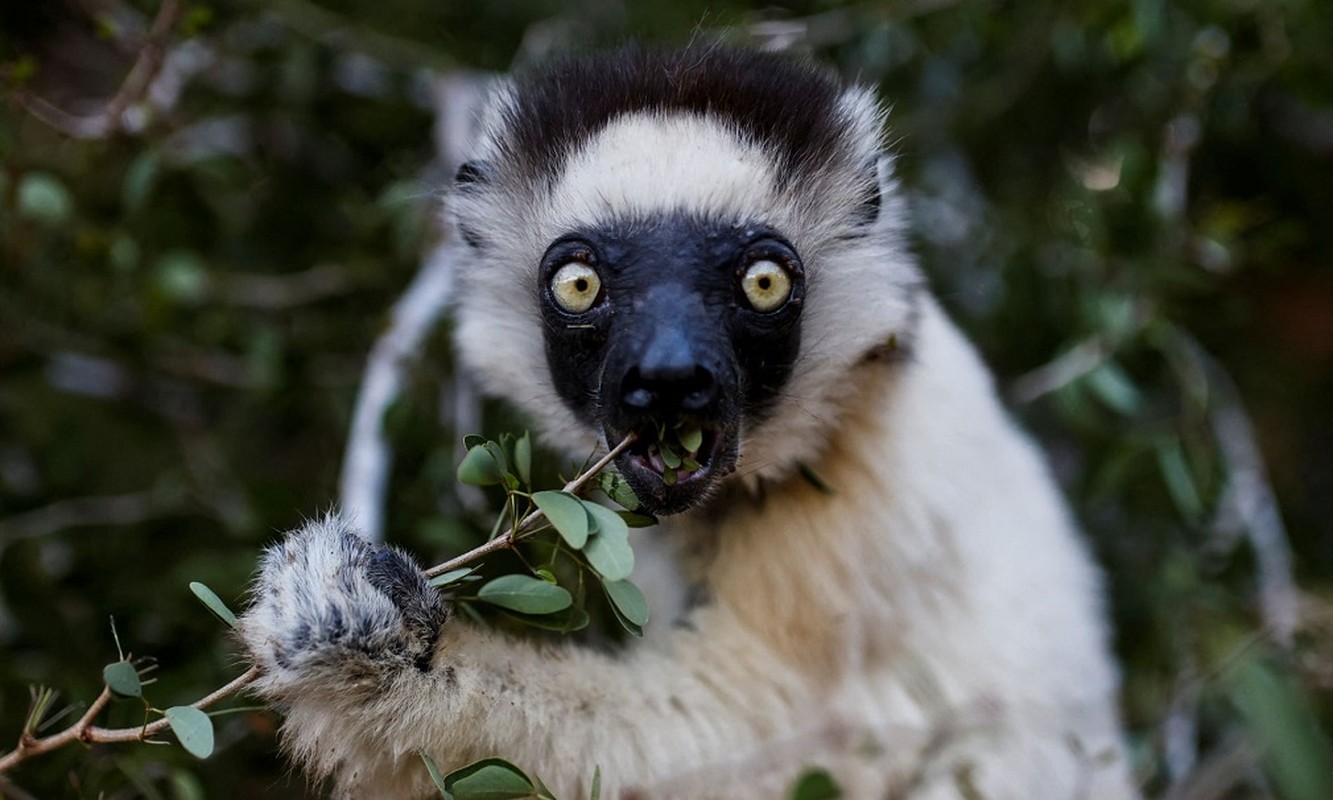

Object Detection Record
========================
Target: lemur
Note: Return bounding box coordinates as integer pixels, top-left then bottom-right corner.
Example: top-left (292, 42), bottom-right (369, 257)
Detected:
top-left (240, 46), bottom-right (1139, 799)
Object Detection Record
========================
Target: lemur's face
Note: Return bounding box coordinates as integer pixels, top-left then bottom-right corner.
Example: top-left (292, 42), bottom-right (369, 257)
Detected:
top-left (538, 215), bottom-right (806, 514)
top-left (449, 49), bottom-right (919, 517)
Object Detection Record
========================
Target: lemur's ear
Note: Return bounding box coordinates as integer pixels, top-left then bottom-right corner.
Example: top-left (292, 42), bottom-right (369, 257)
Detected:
top-left (453, 160), bottom-right (492, 188)
top-left (853, 156), bottom-right (883, 228)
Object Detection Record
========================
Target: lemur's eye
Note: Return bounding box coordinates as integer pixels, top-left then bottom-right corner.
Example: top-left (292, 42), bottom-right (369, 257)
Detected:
top-left (550, 261), bottom-right (603, 313)
top-left (740, 260), bottom-right (792, 312)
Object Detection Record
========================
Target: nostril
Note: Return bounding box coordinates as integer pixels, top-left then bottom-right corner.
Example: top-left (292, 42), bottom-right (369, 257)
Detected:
top-left (681, 366), bottom-right (716, 411)
top-left (623, 386), bottom-right (655, 410)
top-left (621, 363), bottom-right (717, 414)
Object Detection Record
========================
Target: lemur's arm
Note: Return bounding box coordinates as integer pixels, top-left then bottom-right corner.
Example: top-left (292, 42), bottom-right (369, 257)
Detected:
top-left (239, 515), bottom-right (803, 799)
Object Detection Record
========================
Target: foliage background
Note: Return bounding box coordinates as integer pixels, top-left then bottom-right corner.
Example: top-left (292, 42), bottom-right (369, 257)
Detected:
top-left (1, 0), bottom-right (1331, 797)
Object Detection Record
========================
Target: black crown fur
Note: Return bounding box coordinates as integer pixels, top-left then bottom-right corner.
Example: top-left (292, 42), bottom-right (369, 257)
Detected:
top-left (499, 45), bottom-right (852, 185)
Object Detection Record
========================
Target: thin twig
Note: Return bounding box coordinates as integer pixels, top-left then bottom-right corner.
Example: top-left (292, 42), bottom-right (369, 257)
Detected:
top-left (12, 0), bottom-right (184, 139)
top-left (0, 667), bottom-right (260, 775)
top-left (422, 433), bottom-right (637, 579)
top-left (1009, 337), bottom-right (1109, 404)
top-left (0, 491), bottom-right (163, 547)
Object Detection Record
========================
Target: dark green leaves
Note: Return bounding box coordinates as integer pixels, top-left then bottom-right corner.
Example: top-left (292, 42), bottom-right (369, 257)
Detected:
top-left (165, 706), bottom-right (215, 759)
top-left (476, 575), bottom-right (572, 615)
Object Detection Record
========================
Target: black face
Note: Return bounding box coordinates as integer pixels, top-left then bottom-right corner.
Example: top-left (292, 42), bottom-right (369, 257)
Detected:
top-left (539, 213), bottom-right (806, 515)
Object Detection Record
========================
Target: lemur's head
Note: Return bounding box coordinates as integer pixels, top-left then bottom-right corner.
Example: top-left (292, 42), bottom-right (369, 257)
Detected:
top-left (449, 46), bottom-right (919, 515)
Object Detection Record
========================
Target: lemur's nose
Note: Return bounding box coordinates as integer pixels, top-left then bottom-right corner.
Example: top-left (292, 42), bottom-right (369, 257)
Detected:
top-left (621, 361), bottom-right (718, 415)
top-left (620, 317), bottom-right (719, 415)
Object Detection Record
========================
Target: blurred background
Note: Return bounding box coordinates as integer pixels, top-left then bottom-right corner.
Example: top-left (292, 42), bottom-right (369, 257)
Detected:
top-left (1, 0), bottom-right (1331, 797)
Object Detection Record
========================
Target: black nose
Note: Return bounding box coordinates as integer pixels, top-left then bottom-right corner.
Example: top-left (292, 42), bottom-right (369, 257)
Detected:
top-left (621, 361), bottom-right (718, 415)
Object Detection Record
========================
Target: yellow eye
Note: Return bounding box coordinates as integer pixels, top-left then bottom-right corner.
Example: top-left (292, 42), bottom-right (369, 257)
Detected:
top-left (550, 261), bottom-right (602, 313)
top-left (740, 260), bottom-right (792, 312)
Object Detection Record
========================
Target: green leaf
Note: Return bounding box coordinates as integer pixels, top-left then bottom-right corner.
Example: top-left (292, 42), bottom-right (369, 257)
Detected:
top-left (458, 445), bottom-right (504, 486)
top-left (421, 752), bottom-right (450, 797)
top-left (590, 766), bottom-right (601, 800)
top-left (428, 567), bottom-right (476, 588)
top-left (662, 467), bottom-right (677, 486)
top-left (444, 758), bottom-right (536, 800)
top-left (189, 581), bottom-right (238, 628)
top-left (165, 706), bottom-right (215, 759)
top-left (513, 432), bottom-right (532, 486)
top-left (483, 441), bottom-right (511, 478)
top-left (463, 434), bottom-right (487, 450)
top-left (582, 501), bottom-right (629, 541)
top-left (477, 574), bottom-right (572, 614)
top-left (599, 472), bottom-right (641, 511)
top-left (659, 442), bottom-right (682, 469)
top-left (603, 579), bottom-right (650, 628)
top-left (585, 532), bottom-right (634, 582)
top-left (678, 426), bottom-right (704, 453)
top-left (583, 501), bottom-right (634, 581)
top-left (532, 490), bottom-right (589, 549)
top-left (103, 660), bottom-right (142, 699)
top-left (789, 767), bottom-right (842, 800)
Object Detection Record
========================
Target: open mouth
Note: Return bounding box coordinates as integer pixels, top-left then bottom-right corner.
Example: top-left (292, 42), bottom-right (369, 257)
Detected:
top-left (610, 418), bottom-right (732, 514)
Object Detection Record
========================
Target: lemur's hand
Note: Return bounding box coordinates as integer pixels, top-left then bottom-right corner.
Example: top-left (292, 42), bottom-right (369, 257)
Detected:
top-left (239, 515), bottom-right (449, 699)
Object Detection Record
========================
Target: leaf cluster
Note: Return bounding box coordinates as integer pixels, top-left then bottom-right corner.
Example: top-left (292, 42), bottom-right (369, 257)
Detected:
top-left (446, 434), bottom-right (650, 637)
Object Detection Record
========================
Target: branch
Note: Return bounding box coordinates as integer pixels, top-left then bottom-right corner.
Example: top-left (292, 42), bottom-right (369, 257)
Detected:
top-left (422, 433), bottom-right (637, 579)
top-left (0, 491), bottom-right (163, 547)
top-left (1009, 337), bottom-right (1109, 404)
top-left (337, 72), bottom-right (491, 542)
top-left (12, 0), bottom-right (184, 139)
top-left (338, 246), bottom-right (455, 542)
top-left (0, 666), bottom-right (260, 775)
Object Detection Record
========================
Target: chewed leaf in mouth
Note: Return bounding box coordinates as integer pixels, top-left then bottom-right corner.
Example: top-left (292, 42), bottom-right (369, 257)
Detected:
top-left (610, 417), bottom-right (735, 515)
top-left (634, 422), bottom-right (713, 486)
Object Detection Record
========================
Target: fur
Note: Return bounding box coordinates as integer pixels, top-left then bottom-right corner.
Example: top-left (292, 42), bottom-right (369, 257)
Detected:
top-left (240, 45), bottom-right (1138, 799)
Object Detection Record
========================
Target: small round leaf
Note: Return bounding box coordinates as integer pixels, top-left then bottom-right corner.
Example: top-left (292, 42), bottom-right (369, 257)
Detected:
top-left (103, 660), bottom-right (142, 699)
top-left (165, 706), bottom-right (215, 759)
top-left (457, 445), bottom-right (503, 486)
top-left (532, 490), bottom-right (589, 548)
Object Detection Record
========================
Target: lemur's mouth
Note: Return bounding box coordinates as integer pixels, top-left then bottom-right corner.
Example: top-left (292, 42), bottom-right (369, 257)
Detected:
top-left (609, 419), bottom-right (734, 515)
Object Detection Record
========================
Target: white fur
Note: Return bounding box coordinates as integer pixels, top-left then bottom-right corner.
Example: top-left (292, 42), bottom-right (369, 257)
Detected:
top-left (240, 73), bottom-right (1139, 799)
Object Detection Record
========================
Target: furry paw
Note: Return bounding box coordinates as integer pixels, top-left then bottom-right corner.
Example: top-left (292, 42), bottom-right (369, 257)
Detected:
top-left (239, 514), bottom-right (448, 698)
